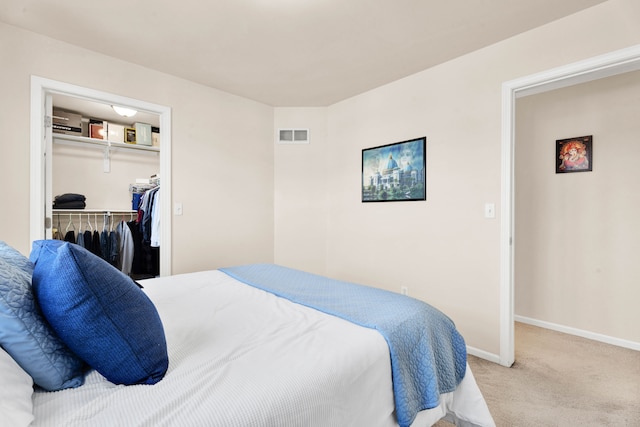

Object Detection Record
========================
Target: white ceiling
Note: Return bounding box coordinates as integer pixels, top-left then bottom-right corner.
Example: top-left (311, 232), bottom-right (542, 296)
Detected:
top-left (0, 0), bottom-right (606, 107)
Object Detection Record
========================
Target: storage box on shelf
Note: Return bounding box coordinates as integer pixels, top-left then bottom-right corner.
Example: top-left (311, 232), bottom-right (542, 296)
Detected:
top-left (134, 123), bottom-right (152, 146)
top-left (52, 108), bottom-right (83, 136)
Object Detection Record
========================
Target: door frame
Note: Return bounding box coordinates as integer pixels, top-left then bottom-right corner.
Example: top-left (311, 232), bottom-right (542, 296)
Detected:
top-left (499, 44), bottom-right (640, 366)
top-left (30, 76), bottom-right (173, 276)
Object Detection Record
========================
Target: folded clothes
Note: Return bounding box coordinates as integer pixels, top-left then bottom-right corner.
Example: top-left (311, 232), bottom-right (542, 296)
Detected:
top-left (54, 193), bottom-right (86, 203)
top-left (53, 201), bottom-right (86, 209)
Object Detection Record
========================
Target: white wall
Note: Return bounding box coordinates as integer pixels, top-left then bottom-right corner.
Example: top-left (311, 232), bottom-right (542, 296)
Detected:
top-left (0, 22), bottom-right (274, 274)
top-left (274, 108), bottom-right (329, 275)
top-left (274, 0), bottom-right (640, 356)
top-left (52, 144), bottom-right (159, 211)
top-left (515, 70), bottom-right (640, 344)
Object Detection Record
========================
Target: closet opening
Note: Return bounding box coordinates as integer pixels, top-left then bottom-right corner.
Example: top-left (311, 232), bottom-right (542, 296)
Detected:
top-left (30, 76), bottom-right (172, 277)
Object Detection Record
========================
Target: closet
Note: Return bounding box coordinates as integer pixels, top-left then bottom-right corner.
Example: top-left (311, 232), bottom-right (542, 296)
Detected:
top-left (49, 94), bottom-right (161, 278)
top-left (30, 76), bottom-right (172, 277)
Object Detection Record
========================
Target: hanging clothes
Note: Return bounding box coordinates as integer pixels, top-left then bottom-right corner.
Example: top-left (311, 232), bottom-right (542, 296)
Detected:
top-left (91, 230), bottom-right (102, 257)
top-left (109, 230), bottom-right (119, 266)
top-left (77, 232), bottom-right (85, 248)
top-left (76, 216), bottom-right (85, 248)
top-left (127, 221), bottom-right (160, 279)
top-left (100, 229), bottom-right (110, 262)
top-left (64, 230), bottom-right (75, 243)
top-left (117, 220), bottom-right (134, 275)
top-left (49, 213), bottom-right (123, 269)
top-left (127, 220), bottom-right (145, 277)
top-left (150, 188), bottom-right (160, 248)
top-left (127, 183), bottom-right (161, 279)
top-left (83, 230), bottom-right (92, 249)
top-left (139, 186), bottom-right (159, 244)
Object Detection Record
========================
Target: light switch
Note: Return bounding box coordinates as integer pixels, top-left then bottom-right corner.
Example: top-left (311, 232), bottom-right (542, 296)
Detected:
top-left (484, 203), bottom-right (495, 219)
top-left (174, 202), bottom-right (183, 216)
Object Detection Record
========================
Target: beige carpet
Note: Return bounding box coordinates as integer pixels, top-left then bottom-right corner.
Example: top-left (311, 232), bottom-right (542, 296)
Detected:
top-left (435, 322), bottom-right (640, 426)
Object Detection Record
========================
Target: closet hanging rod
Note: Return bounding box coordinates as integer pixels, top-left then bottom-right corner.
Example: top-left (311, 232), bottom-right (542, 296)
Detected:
top-left (52, 209), bottom-right (136, 215)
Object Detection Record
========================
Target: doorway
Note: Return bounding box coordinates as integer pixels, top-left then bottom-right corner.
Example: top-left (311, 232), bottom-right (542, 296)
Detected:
top-left (29, 76), bottom-right (173, 276)
top-left (500, 44), bottom-right (640, 366)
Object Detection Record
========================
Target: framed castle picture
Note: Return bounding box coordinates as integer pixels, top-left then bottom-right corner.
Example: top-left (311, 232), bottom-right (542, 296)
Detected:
top-left (362, 137), bottom-right (426, 202)
top-left (556, 135), bottom-right (592, 173)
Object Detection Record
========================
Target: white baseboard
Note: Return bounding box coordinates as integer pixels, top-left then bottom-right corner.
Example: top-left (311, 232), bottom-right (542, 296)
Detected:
top-left (515, 315), bottom-right (640, 352)
top-left (466, 346), bottom-right (501, 364)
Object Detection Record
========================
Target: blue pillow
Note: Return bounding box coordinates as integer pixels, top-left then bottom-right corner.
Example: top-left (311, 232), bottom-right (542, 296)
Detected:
top-left (31, 240), bottom-right (168, 385)
top-left (29, 239), bottom-right (65, 290)
top-left (0, 253), bottom-right (85, 391)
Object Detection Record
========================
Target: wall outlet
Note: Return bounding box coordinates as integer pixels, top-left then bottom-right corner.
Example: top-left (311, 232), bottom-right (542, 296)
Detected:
top-left (401, 286), bottom-right (408, 296)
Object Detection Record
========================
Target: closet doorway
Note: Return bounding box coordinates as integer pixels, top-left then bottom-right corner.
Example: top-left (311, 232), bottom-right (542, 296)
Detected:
top-left (29, 76), bottom-right (172, 276)
top-left (500, 44), bottom-right (640, 367)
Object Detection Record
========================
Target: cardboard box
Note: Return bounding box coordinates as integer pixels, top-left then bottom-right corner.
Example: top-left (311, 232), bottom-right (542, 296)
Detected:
top-left (52, 108), bottom-right (83, 135)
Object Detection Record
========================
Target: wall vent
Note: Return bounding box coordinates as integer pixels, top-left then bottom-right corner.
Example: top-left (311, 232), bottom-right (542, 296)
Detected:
top-left (277, 128), bottom-right (309, 144)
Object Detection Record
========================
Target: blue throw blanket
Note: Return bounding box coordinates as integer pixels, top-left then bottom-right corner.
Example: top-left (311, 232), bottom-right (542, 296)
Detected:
top-left (220, 264), bottom-right (467, 427)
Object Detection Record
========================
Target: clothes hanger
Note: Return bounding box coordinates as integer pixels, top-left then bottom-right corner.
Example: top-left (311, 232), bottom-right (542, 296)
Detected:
top-left (66, 214), bottom-right (75, 232)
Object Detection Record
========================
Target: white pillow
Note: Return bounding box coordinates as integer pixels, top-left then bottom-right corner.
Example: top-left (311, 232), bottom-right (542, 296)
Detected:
top-left (0, 346), bottom-right (34, 427)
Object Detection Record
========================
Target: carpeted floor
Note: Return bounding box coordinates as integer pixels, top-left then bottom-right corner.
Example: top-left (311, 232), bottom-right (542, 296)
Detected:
top-left (435, 322), bottom-right (640, 426)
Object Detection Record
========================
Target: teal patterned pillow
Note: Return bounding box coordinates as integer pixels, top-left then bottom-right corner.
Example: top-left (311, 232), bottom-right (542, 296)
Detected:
top-left (0, 253), bottom-right (85, 391)
top-left (0, 241), bottom-right (33, 275)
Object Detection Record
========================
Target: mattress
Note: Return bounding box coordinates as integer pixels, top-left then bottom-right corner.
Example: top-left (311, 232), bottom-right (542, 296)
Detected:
top-left (31, 269), bottom-right (494, 426)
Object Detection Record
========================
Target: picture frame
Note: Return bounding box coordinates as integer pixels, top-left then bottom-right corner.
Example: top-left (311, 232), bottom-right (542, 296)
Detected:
top-left (556, 135), bottom-right (592, 173)
top-left (125, 127), bottom-right (137, 144)
top-left (362, 136), bottom-right (426, 202)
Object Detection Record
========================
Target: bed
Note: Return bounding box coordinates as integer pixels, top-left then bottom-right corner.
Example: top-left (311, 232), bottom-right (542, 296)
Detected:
top-left (0, 240), bottom-right (495, 427)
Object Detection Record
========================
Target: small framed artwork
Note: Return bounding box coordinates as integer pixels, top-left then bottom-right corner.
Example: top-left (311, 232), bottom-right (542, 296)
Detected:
top-left (556, 135), bottom-right (592, 173)
top-left (125, 127), bottom-right (137, 144)
top-left (362, 136), bottom-right (426, 202)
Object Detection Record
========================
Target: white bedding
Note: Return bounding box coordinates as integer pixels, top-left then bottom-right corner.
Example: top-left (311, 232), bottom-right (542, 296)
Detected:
top-left (32, 270), bottom-right (494, 427)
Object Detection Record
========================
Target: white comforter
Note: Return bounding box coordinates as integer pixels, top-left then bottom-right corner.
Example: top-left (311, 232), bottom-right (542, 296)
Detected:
top-left (32, 270), bottom-right (494, 426)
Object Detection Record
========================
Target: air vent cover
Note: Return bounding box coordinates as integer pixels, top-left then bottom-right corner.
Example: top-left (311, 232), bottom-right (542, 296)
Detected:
top-left (277, 128), bottom-right (309, 144)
